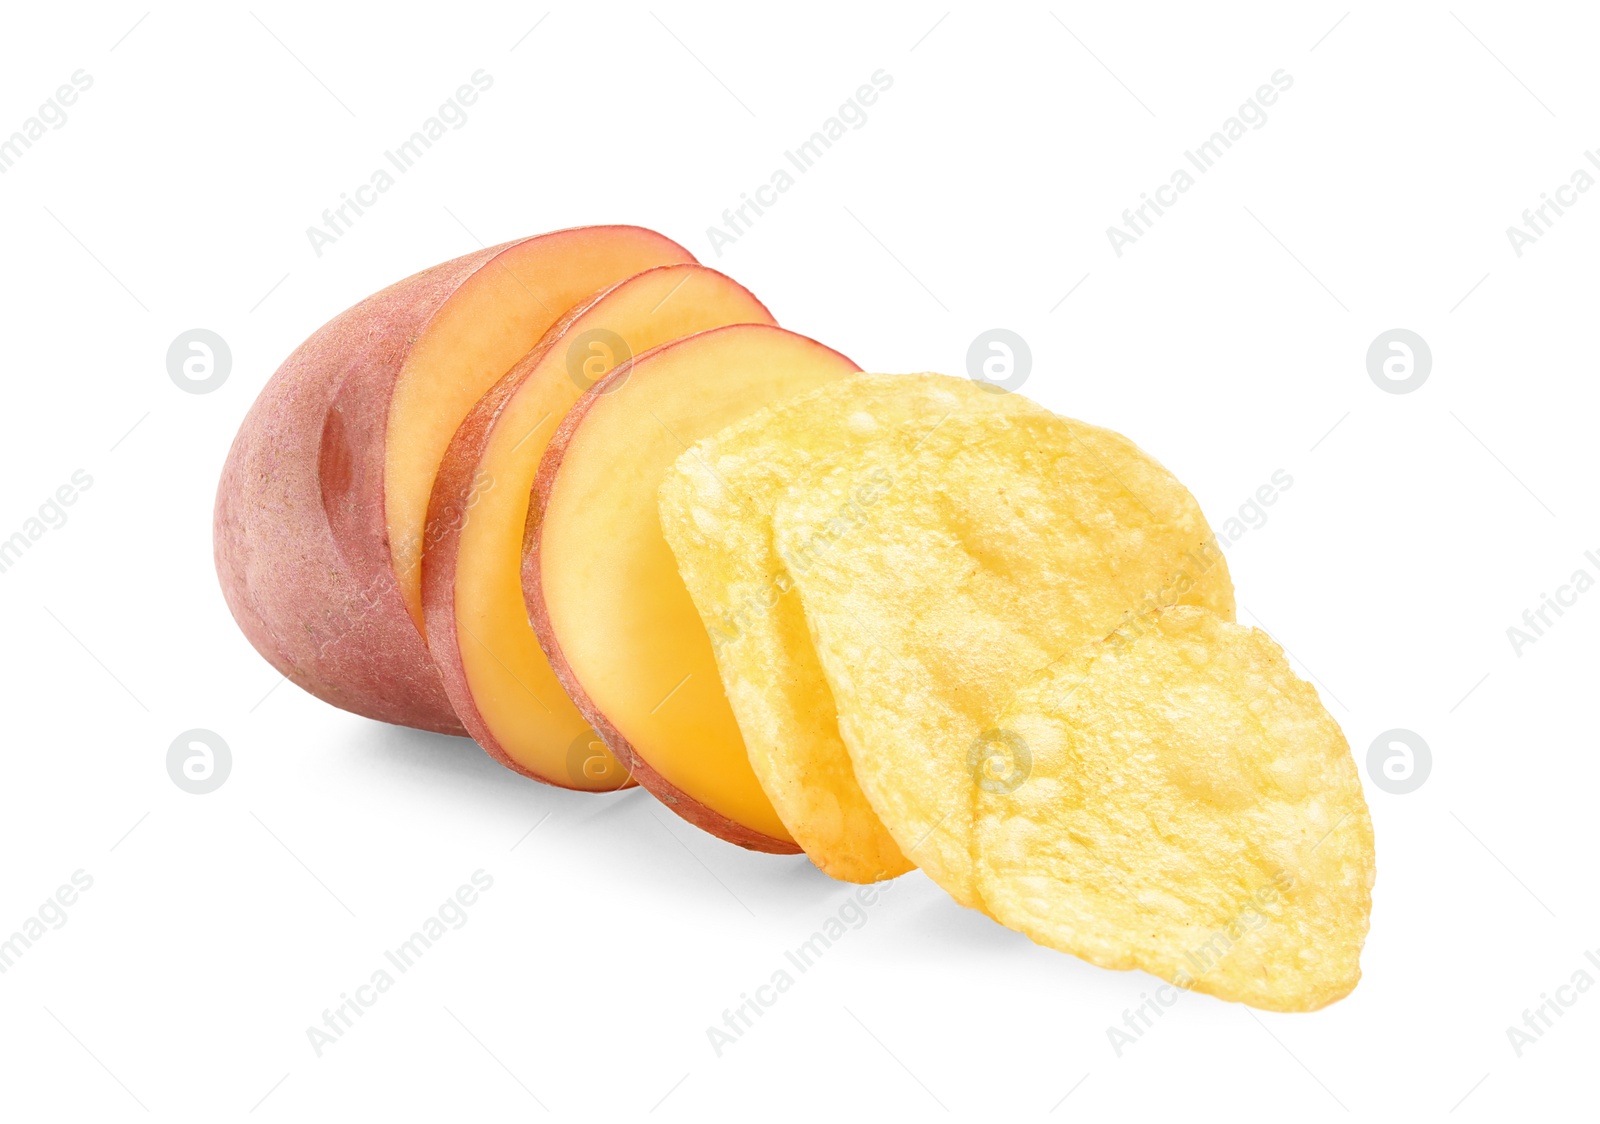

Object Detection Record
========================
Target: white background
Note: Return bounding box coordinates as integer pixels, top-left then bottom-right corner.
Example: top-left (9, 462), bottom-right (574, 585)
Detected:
top-left (0, 2), bottom-right (1593, 1119)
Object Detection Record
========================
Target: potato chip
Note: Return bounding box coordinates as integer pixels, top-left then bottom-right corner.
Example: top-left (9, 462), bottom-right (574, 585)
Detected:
top-left (975, 606), bottom-right (1374, 1010)
top-left (771, 411), bottom-right (1234, 907)
top-left (659, 373), bottom-right (1046, 882)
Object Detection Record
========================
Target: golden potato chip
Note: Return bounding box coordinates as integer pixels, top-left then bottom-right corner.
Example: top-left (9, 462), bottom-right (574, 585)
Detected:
top-left (658, 373), bottom-right (1046, 882)
top-left (975, 606), bottom-right (1374, 1011)
top-left (771, 411), bottom-right (1234, 907)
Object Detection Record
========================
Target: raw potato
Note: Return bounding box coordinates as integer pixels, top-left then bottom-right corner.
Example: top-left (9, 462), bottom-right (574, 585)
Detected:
top-left (659, 374), bottom-right (1047, 882)
top-left (423, 264), bottom-right (775, 789)
top-left (772, 411), bottom-right (1234, 906)
top-left (525, 325), bottom-right (860, 852)
top-left (976, 606), bottom-right (1375, 1011)
top-left (214, 227), bottom-right (694, 732)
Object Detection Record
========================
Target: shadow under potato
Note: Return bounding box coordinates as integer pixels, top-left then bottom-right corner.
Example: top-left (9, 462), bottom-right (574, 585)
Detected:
top-left (893, 887), bottom-right (1043, 957)
top-left (341, 719), bottom-right (822, 879)
top-left (343, 718), bottom-right (881, 917)
top-left (341, 719), bottom-right (606, 818)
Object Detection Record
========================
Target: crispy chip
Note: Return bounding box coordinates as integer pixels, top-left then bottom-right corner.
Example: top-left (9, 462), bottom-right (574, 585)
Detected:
top-left (659, 374), bottom-right (1046, 882)
top-left (771, 411), bottom-right (1234, 906)
top-left (976, 606), bottom-right (1374, 1011)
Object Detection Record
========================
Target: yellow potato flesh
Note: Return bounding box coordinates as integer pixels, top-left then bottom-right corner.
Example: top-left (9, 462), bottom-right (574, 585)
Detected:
top-left (538, 326), bottom-right (857, 843)
top-left (772, 411), bottom-right (1234, 906)
top-left (659, 374), bottom-right (1047, 881)
top-left (976, 606), bottom-right (1375, 1011)
top-left (387, 229), bottom-right (694, 630)
top-left (454, 266), bottom-right (774, 788)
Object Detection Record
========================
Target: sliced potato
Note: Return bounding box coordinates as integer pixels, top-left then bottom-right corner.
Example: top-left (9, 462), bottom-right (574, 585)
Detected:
top-left (976, 606), bottom-right (1375, 1011)
top-left (771, 411), bottom-right (1234, 907)
top-left (526, 324), bottom-right (859, 852)
top-left (659, 373), bottom-right (1047, 882)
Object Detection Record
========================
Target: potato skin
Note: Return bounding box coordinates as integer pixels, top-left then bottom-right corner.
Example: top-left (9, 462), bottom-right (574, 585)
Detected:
top-left (213, 244), bottom-right (513, 734)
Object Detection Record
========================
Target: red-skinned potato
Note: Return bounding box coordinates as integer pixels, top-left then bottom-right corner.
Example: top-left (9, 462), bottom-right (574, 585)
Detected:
top-left (214, 227), bottom-right (695, 731)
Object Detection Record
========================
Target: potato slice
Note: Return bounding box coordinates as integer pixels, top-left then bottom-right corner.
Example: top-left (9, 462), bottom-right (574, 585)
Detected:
top-left (659, 373), bottom-right (1047, 882)
top-left (976, 606), bottom-right (1375, 1011)
top-left (771, 411), bottom-right (1233, 906)
top-left (526, 325), bottom-right (860, 852)
top-left (423, 264), bottom-right (774, 790)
